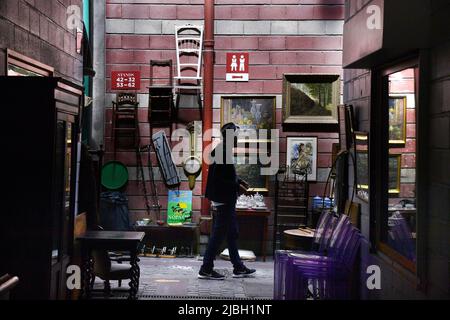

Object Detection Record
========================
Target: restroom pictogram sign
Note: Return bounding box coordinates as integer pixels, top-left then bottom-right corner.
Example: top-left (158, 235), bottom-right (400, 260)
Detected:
top-left (226, 52), bottom-right (249, 82)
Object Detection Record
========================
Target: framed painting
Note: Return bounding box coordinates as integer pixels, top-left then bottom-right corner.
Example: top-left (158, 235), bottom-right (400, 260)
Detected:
top-left (338, 105), bottom-right (348, 152)
top-left (388, 96), bottom-right (407, 145)
top-left (282, 74), bottom-right (340, 124)
top-left (221, 96), bottom-right (275, 142)
top-left (234, 154), bottom-right (268, 192)
top-left (388, 154), bottom-right (401, 194)
top-left (355, 132), bottom-right (369, 202)
top-left (286, 137), bottom-right (318, 181)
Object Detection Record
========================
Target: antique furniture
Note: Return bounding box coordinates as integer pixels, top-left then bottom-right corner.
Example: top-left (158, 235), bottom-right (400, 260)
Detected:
top-left (0, 77), bottom-right (82, 300)
top-left (273, 169), bottom-right (309, 251)
top-left (77, 231), bottom-right (145, 300)
top-left (275, 214), bottom-right (362, 300)
top-left (235, 208), bottom-right (271, 262)
top-left (148, 60), bottom-right (174, 134)
top-left (91, 247), bottom-right (133, 295)
top-left (111, 93), bottom-right (139, 151)
top-left (135, 224), bottom-right (200, 256)
top-left (174, 24), bottom-right (204, 119)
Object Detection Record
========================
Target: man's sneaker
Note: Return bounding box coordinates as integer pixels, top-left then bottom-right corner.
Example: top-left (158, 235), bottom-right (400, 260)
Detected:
top-left (198, 269), bottom-right (225, 280)
top-left (233, 266), bottom-right (256, 278)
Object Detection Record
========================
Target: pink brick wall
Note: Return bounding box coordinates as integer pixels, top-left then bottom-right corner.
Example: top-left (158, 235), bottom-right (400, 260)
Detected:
top-left (104, 0), bottom-right (344, 225)
top-left (0, 0), bottom-right (84, 84)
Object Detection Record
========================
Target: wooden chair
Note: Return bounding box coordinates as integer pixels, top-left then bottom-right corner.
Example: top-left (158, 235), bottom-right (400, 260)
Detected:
top-left (91, 249), bottom-right (133, 295)
top-left (111, 93), bottom-right (139, 151)
top-left (90, 226), bottom-right (137, 295)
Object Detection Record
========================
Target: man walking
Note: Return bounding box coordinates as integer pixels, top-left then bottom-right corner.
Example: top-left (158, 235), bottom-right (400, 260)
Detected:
top-left (198, 123), bottom-right (256, 280)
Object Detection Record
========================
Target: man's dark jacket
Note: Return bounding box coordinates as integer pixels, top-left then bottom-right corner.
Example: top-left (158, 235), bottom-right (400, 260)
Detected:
top-left (205, 144), bottom-right (240, 205)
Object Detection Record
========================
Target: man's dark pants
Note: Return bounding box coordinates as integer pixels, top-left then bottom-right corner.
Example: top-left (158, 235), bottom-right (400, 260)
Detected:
top-left (201, 204), bottom-right (244, 272)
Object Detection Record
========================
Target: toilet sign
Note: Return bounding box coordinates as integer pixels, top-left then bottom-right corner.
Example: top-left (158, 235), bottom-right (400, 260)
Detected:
top-left (226, 52), bottom-right (249, 82)
top-left (111, 71), bottom-right (141, 90)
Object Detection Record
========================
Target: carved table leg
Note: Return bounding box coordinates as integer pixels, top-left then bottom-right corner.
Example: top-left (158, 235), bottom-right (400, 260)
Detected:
top-left (81, 246), bottom-right (93, 299)
top-left (128, 251), bottom-right (140, 300)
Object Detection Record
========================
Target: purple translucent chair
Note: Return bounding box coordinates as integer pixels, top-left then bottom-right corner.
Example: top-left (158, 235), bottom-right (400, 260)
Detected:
top-left (274, 210), bottom-right (336, 299)
top-left (290, 228), bottom-right (362, 300)
top-left (274, 213), bottom-right (350, 299)
top-left (283, 214), bottom-right (352, 299)
top-left (283, 214), bottom-right (364, 300)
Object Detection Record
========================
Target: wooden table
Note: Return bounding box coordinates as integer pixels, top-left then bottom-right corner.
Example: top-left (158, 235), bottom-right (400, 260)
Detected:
top-left (283, 228), bottom-right (314, 250)
top-left (134, 224), bottom-right (200, 255)
top-left (77, 231), bottom-right (145, 300)
top-left (236, 208), bottom-right (271, 262)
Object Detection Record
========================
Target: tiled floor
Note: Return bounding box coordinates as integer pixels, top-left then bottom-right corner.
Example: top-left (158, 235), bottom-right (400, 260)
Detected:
top-left (92, 257), bottom-right (274, 300)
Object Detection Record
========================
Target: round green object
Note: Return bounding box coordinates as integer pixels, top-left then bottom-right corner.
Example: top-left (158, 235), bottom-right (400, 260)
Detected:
top-left (101, 161), bottom-right (129, 190)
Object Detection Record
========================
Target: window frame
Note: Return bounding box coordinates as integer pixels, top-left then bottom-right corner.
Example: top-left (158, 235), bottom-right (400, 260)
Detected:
top-left (6, 49), bottom-right (54, 77)
top-left (371, 54), bottom-right (428, 290)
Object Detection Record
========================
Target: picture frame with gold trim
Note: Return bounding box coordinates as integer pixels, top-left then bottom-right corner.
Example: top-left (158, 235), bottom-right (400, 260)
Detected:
top-left (388, 154), bottom-right (401, 194)
top-left (388, 96), bottom-right (407, 145)
top-left (221, 96), bottom-right (275, 143)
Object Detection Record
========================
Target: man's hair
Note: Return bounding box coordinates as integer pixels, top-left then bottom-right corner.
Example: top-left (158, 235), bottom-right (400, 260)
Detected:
top-left (220, 122), bottom-right (239, 138)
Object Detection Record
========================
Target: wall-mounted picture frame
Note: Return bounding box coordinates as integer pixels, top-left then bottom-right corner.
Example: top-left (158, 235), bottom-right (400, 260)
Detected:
top-left (282, 74), bottom-right (340, 124)
top-left (286, 137), bottom-right (318, 181)
top-left (338, 104), bottom-right (356, 152)
top-left (388, 154), bottom-right (401, 194)
top-left (388, 96), bottom-right (407, 145)
top-left (355, 132), bottom-right (369, 202)
top-left (234, 153), bottom-right (269, 192)
top-left (338, 105), bottom-right (348, 152)
top-left (346, 105), bottom-right (356, 149)
top-left (221, 96), bottom-right (275, 143)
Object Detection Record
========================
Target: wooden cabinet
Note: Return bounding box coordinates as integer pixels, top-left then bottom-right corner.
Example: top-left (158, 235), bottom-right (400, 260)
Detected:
top-left (0, 77), bottom-right (82, 299)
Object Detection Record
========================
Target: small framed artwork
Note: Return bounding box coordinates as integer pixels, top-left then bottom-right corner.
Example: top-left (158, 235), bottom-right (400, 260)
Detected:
top-left (234, 154), bottom-right (269, 192)
top-left (221, 96), bottom-right (275, 142)
top-left (388, 154), bottom-right (401, 194)
top-left (355, 132), bottom-right (369, 202)
top-left (282, 74), bottom-right (340, 124)
top-left (388, 96), bottom-right (407, 145)
top-left (286, 137), bottom-right (318, 181)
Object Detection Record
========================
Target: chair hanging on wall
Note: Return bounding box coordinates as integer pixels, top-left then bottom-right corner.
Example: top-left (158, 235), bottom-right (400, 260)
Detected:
top-left (148, 59), bottom-right (174, 137)
top-left (174, 24), bottom-right (204, 121)
top-left (111, 93), bottom-right (139, 152)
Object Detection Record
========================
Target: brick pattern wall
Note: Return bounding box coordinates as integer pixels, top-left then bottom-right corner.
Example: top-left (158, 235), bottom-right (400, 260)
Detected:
top-left (104, 1), bottom-right (345, 242)
top-left (0, 0), bottom-right (84, 84)
top-left (388, 70), bottom-right (416, 205)
top-left (427, 36), bottom-right (450, 298)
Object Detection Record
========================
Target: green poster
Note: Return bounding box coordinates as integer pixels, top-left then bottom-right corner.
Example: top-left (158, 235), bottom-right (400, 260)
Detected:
top-left (167, 190), bottom-right (192, 225)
